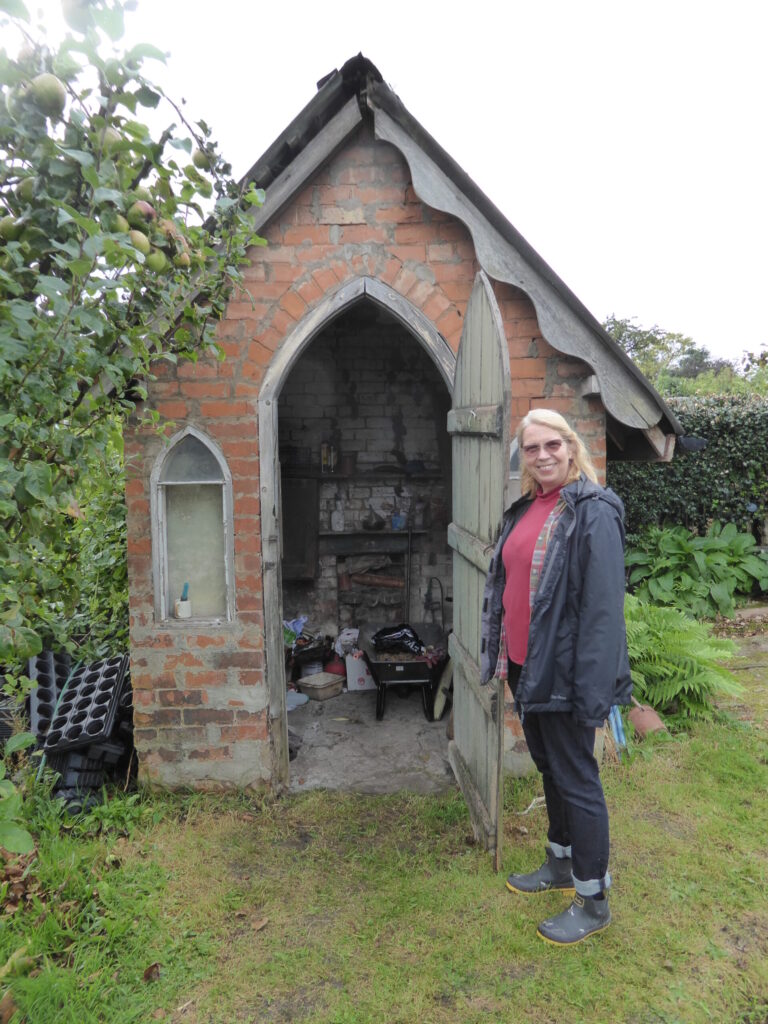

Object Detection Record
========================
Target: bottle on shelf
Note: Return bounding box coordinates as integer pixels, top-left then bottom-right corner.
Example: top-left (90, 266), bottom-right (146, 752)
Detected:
top-left (331, 497), bottom-right (345, 533)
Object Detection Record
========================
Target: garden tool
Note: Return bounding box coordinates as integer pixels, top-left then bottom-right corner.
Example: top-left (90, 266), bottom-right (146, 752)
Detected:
top-left (608, 705), bottom-right (627, 761)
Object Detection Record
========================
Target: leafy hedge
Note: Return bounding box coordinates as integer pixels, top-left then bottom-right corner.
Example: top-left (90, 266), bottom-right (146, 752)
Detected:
top-left (608, 396), bottom-right (768, 537)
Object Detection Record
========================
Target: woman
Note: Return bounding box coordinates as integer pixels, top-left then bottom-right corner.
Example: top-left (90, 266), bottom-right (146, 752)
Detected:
top-left (480, 409), bottom-right (632, 946)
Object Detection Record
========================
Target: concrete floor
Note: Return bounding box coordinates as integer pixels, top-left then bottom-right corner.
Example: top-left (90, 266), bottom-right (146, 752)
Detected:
top-left (287, 686), bottom-right (456, 795)
top-left (287, 609), bottom-right (768, 796)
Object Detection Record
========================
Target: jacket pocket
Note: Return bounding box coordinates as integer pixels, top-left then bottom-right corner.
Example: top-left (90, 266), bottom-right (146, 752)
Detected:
top-left (551, 624), bottom-right (576, 700)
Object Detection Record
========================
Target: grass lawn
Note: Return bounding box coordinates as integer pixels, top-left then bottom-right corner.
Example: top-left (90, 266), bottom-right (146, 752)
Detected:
top-left (1, 634), bottom-right (767, 1024)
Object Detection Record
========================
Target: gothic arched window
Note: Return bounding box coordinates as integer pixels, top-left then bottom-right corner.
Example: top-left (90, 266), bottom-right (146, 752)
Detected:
top-left (151, 428), bottom-right (234, 621)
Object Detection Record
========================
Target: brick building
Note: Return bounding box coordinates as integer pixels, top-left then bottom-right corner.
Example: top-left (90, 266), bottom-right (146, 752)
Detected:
top-left (125, 56), bottom-right (680, 794)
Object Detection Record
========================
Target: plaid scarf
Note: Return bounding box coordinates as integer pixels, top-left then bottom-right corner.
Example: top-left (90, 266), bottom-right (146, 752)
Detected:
top-left (495, 497), bottom-right (566, 681)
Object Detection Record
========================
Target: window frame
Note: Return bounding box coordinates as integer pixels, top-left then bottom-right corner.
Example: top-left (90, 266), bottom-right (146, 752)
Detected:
top-left (506, 438), bottom-right (522, 503)
top-left (150, 426), bottom-right (235, 623)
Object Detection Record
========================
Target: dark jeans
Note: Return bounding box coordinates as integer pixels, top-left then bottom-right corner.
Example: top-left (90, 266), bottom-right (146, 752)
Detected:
top-left (509, 662), bottom-right (610, 893)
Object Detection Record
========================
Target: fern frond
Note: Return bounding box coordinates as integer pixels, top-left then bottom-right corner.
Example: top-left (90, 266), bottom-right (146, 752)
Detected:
top-left (624, 594), bottom-right (741, 723)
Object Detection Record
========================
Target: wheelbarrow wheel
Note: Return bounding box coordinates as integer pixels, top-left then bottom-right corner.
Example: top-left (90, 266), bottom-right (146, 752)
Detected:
top-left (421, 682), bottom-right (434, 721)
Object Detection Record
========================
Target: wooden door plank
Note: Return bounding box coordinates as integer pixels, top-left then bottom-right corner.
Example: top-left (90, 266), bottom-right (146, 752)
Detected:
top-left (448, 631), bottom-right (494, 714)
top-left (447, 522), bottom-right (493, 575)
top-left (447, 404), bottom-right (504, 437)
top-left (448, 740), bottom-right (494, 844)
top-left (448, 271), bottom-right (509, 871)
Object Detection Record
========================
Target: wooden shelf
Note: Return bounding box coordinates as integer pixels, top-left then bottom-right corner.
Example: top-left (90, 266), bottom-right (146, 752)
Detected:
top-left (318, 530), bottom-right (427, 537)
top-left (282, 470), bottom-right (442, 482)
top-left (318, 530), bottom-right (425, 557)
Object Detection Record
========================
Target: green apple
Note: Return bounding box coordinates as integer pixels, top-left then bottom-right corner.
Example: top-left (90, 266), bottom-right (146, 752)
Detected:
top-left (174, 250), bottom-right (191, 268)
top-left (157, 217), bottom-right (179, 240)
top-left (192, 147), bottom-right (210, 170)
top-left (102, 126), bottom-right (123, 154)
top-left (0, 216), bottom-right (22, 242)
top-left (146, 249), bottom-right (168, 272)
top-left (128, 229), bottom-right (150, 255)
top-left (127, 200), bottom-right (156, 227)
top-left (16, 177), bottom-right (36, 204)
top-left (111, 213), bottom-right (130, 233)
top-left (29, 73), bottom-right (67, 120)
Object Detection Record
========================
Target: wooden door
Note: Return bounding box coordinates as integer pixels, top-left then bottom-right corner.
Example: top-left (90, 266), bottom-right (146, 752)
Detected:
top-left (447, 272), bottom-right (510, 871)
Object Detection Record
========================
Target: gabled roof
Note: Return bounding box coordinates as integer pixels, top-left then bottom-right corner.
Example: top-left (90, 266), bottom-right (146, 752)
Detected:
top-left (242, 54), bottom-right (681, 459)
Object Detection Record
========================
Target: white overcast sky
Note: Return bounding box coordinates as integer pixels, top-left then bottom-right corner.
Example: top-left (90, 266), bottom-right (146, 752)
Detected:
top-left (23, 0), bottom-right (768, 362)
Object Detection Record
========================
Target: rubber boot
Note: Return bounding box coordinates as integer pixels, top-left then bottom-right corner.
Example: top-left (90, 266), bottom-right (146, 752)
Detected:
top-left (505, 846), bottom-right (575, 895)
top-left (537, 893), bottom-right (611, 945)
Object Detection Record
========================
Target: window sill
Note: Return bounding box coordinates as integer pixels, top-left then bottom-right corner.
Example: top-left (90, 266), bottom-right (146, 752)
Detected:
top-left (159, 615), bottom-right (233, 627)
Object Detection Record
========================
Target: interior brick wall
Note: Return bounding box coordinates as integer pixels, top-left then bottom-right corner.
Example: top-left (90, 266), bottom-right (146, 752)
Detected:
top-left (278, 314), bottom-right (453, 632)
top-left (125, 120), bottom-right (603, 789)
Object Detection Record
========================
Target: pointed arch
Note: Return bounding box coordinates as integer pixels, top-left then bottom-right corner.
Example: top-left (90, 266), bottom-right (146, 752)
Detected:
top-left (260, 275), bottom-right (456, 404)
top-left (258, 275), bottom-right (457, 786)
top-left (150, 425), bottom-right (235, 622)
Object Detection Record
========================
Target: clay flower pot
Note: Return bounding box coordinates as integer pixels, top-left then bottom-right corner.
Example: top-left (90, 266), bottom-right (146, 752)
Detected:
top-left (628, 701), bottom-right (667, 738)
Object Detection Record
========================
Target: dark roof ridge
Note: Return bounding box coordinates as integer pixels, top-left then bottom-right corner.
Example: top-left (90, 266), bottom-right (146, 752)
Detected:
top-left (240, 54), bottom-right (382, 190)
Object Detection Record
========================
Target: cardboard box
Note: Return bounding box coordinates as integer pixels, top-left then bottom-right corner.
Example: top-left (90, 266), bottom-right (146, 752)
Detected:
top-left (345, 654), bottom-right (376, 692)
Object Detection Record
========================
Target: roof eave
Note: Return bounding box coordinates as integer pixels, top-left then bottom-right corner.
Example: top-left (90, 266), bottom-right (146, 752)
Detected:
top-left (236, 57), bottom-right (681, 441)
top-left (366, 78), bottom-right (681, 437)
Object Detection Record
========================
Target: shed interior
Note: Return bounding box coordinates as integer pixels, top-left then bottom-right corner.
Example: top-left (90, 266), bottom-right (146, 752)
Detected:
top-left (276, 301), bottom-right (455, 776)
top-left (278, 301), bottom-right (453, 636)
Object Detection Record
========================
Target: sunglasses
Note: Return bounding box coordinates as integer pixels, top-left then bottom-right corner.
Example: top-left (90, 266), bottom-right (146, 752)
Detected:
top-left (521, 439), bottom-right (565, 458)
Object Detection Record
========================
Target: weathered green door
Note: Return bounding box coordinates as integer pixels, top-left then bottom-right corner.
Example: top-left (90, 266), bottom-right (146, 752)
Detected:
top-left (447, 271), bottom-right (510, 871)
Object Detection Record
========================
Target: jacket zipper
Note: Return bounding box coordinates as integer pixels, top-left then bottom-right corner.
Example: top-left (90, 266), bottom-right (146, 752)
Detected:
top-left (534, 502), bottom-right (576, 603)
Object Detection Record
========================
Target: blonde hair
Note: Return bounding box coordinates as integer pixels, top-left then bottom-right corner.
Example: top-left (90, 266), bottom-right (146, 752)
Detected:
top-left (517, 408), bottom-right (598, 497)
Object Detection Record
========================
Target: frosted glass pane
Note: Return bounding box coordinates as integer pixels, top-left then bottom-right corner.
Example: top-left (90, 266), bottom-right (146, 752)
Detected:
top-left (161, 436), bottom-right (223, 483)
top-left (166, 484), bottom-right (227, 617)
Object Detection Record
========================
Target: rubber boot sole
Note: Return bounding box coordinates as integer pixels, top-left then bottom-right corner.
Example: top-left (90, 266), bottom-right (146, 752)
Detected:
top-left (505, 879), bottom-right (575, 895)
top-left (536, 917), bottom-right (611, 945)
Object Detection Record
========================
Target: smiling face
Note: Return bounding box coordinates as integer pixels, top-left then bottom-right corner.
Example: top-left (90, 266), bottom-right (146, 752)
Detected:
top-left (520, 422), bottom-right (573, 494)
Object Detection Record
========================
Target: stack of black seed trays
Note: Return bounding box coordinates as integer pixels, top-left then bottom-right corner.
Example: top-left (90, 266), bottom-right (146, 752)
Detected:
top-left (27, 651), bottom-right (134, 813)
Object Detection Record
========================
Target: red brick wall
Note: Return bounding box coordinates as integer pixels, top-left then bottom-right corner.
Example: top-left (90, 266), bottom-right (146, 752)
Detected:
top-left (126, 122), bottom-right (604, 788)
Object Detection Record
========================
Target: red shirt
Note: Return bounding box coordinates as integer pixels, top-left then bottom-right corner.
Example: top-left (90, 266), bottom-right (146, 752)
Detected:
top-left (502, 487), bottom-right (562, 664)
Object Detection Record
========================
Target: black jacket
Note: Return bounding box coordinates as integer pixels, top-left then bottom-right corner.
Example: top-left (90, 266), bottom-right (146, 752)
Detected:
top-left (480, 475), bottom-right (632, 727)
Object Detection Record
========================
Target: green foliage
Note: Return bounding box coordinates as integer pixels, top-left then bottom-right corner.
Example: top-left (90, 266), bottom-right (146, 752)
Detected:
top-left (73, 788), bottom-right (165, 837)
top-left (666, 346), bottom-right (733, 381)
top-left (604, 315), bottom-right (767, 398)
top-left (0, 731), bottom-right (36, 853)
top-left (54, 419), bottom-right (128, 660)
top-left (660, 363), bottom-right (768, 398)
top-left (0, 0), bottom-right (264, 672)
top-left (604, 314), bottom-right (697, 389)
top-left (624, 594), bottom-right (742, 722)
top-left (609, 395), bottom-right (768, 537)
top-left (626, 521), bottom-right (768, 619)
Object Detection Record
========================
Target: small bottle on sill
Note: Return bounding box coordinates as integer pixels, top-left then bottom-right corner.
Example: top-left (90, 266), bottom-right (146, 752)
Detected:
top-left (331, 498), bottom-right (345, 533)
